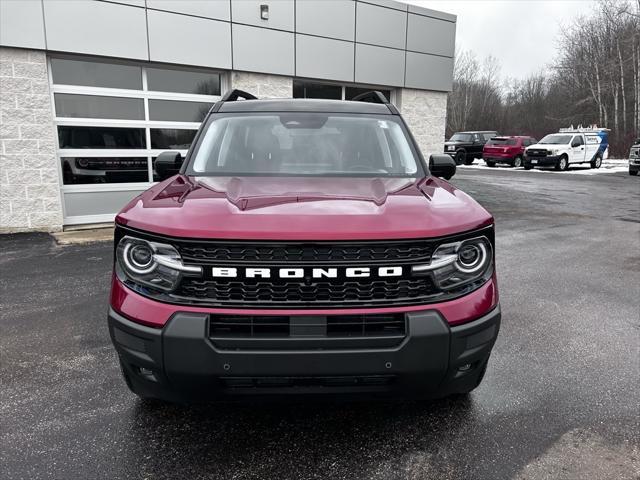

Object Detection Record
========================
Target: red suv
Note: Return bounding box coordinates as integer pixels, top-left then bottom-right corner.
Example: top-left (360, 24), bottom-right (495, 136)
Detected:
top-left (483, 136), bottom-right (537, 168)
top-left (108, 90), bottom-right (500, 402)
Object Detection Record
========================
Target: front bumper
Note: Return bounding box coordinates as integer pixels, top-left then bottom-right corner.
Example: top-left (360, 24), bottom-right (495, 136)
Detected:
top-left (629, 160), bottom-right (640, 172)
top-left (109, 304), bottom-right (501, 402)
top-left (524, 154), bottom-right (561, 167)
top-left (484, 155), bottom-right (514, 163)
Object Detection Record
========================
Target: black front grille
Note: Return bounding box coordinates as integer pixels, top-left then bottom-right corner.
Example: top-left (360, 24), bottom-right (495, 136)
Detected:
top-left (176, 277), bottom-right (437, 307)
top-left (175, 240), bottom-right (432, 264)
top-left (526, 149), bottom-right (548, 157)
top-left (117, 226), bottom-right (493, 308)
top-left (210, 313), bottom-right (406, 338)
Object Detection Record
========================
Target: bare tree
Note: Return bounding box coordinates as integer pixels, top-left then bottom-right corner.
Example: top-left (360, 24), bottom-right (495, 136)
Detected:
top-left (446, 0), bottom-right (640, 156)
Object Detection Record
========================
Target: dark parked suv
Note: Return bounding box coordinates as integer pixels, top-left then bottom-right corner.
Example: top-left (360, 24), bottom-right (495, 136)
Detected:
top-left (629, 139), bottom-right (640, 176)
top-left (444, 131), bottom-right (499, 165)
top-left (109, 90), bottom-right (501, 402)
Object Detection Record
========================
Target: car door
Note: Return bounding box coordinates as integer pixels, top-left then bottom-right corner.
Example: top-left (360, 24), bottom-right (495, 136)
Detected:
top-left (472, 133), bottom-right (482, 157)
top-left (570, 135), bottom-right (585, 163)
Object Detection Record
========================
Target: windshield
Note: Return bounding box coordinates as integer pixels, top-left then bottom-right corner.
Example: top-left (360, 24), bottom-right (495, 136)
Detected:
top-left (449, 133), bottom-right (472, 142)
top-left (486, 138), bottom-right (516, 146)
top-left (189, 113), bottom-right (422, 177)
top-left (539, 134), bottom-right (572, 145)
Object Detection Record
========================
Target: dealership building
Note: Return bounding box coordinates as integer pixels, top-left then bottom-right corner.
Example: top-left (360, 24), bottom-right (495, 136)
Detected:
top-left (0, 0), bottom-right (456, 231)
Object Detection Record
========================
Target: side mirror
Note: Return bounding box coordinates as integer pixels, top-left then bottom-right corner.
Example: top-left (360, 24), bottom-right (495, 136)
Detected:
top-left (429, 154), bottom-right (456, 180)
top-left (155, 152), bottom-right (183, 181)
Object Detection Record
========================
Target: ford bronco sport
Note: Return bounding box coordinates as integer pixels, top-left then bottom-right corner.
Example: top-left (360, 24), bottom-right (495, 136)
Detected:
top-left (108, 90), bottom-right (501, 402)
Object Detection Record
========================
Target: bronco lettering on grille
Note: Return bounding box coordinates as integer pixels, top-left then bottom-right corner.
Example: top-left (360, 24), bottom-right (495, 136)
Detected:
top-left (211, 266), bottom-right (404, 278)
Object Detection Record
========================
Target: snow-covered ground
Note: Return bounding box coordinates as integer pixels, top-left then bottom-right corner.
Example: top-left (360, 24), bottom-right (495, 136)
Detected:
top-left (459, 158), bottom-right (629, 175)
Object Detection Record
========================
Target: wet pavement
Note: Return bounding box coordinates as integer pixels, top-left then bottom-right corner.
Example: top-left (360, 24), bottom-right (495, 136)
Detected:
top-left (1, 168), bottom-right (639, 479)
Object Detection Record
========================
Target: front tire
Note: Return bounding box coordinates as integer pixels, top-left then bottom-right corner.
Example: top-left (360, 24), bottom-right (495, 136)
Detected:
top-left (454, 151), bottom-right (465, 165)
top-left (486, 160), bottom-right (496, 167)
top-left (524, 163), bottom-right (533, 170)
top-left (590, 154), bottom-right (602, 169)
top-left (556, 155), bottom-right (569, 171)
top-left (512, 155), bottom-right (523, 168)
top-left (630, 170), bottom-right (638, 176)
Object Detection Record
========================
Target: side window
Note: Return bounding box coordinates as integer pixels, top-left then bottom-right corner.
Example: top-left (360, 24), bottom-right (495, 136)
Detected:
top-left (573, 135), bottom-right (584, 147)
top-left (484, 133), bottom-right (495, 141)
top-left (473, 133), bottom-right (481, 142)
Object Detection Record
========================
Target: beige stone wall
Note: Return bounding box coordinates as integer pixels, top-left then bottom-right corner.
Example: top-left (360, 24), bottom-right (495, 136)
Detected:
top-left (230, 72), bottom-right (292, 99)
top-left (0, 47), bottom-right (62, 232)
top-left (398, 88), bottom-right (448, 162)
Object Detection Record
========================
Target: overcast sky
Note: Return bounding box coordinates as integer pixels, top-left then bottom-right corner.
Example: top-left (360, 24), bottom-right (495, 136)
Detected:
top-left (405, 0), bottom-right (600, 80)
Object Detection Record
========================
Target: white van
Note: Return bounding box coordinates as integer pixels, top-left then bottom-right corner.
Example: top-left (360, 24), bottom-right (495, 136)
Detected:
top-left (523, 127), bottom-right (609, 171)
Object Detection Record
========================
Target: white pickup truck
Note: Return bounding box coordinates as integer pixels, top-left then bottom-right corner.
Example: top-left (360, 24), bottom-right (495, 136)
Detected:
top-left (524, 127), bottom-right (609, 171)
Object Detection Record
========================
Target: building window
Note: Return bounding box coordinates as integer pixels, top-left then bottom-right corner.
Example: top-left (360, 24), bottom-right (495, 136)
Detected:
top-left (146, 67), bottom-right (221, 95)
top-left (50, 56), bottom-right (223, 187)
top-left (345, 86), bottom-right (392, 102)
top-left (293, 80), bottom-right (393, 103)
top-left (50, 58), bottom-right (143, 90)
top-left (293, 81), bottom-right (342, 100)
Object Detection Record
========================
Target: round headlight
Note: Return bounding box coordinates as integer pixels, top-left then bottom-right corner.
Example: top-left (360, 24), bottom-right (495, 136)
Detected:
top-left (123, 242), bottom-right (156, 275)
top-left (456, 242), bottom-right (488, 274)
top-left (77, 158), bottom-right (89, 168)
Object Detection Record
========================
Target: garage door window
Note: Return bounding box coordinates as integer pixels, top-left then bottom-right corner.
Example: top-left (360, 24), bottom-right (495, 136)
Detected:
top-left (50, 56), bottom-right (223, 188)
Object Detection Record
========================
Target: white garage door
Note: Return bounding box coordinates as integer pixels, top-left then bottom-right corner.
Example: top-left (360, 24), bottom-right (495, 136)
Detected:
top-left (49, 55), bottom-right (224, 225)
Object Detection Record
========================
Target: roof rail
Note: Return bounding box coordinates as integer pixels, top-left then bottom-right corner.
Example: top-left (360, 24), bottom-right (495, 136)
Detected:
top-left (220, 89), bottom-right (258, 102)
top-left (351, 90), bottom-right (390, 104)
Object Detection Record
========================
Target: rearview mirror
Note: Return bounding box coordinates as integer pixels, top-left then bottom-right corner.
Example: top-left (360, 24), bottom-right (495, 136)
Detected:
top-left (155, 152), bottom-right (183, 181)
top-left (429, 154), bottom-right (456, 180)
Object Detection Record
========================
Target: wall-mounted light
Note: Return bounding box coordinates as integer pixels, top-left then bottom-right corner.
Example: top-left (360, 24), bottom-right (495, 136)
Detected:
top-left (260, 4), bottom-right (269, 20)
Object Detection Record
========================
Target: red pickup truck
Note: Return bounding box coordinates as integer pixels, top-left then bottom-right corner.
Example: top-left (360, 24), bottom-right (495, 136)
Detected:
top-left (483, 136), bottom-right (537, 168)
top-left (108, 90), bottom-right (501, 402)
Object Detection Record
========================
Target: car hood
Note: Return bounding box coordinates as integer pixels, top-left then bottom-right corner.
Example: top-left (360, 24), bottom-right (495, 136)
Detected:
top-left (527, 143), bottom-right (564, 150)
top-left (116, 175), bottom-right (493, 240)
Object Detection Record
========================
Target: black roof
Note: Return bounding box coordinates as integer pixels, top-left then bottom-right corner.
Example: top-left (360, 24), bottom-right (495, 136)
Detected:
top-left (218, 98), bottom-right (394, 115)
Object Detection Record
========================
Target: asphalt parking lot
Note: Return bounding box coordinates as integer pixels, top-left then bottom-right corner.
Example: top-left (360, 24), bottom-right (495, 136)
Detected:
top-left (1, 168), bottom-right (639, 480)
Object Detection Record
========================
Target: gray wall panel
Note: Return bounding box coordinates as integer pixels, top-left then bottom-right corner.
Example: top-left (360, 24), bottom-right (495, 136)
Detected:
top-left (148, 10), bottom-right (231, 69)
top-left (97, 0), bottom-right (146, 7)
top-left (407, 13), bottom-right (455, 57)
top-left (0, 0), bottom-right (457, 93)
top-left (232, 0), bottom-right (294, 31)
top-left (356, 2), bottom-right (406, 50)
top-left (359, 0), bottom-right (406, 11)
top-left (295, 0), bottom-right (355, 41)
top-left (355, 44), bottom-right (404, 87)
top-left (408, 4), bottom-right (456, 22)
top-left (0, 0), bottom-right (46, 49)
top-left (233, 25), bottom-right (294, 75)
top-left (146, 0), bottom-right (230, 21)
top-left (43, 0), bottom-right (148, 60)
top-left (405, 51), bottom-right (454, 91)
top-left (296, 35), bottom-right (354, 82)
top-left (63, 190), bottom-right (145, 217)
